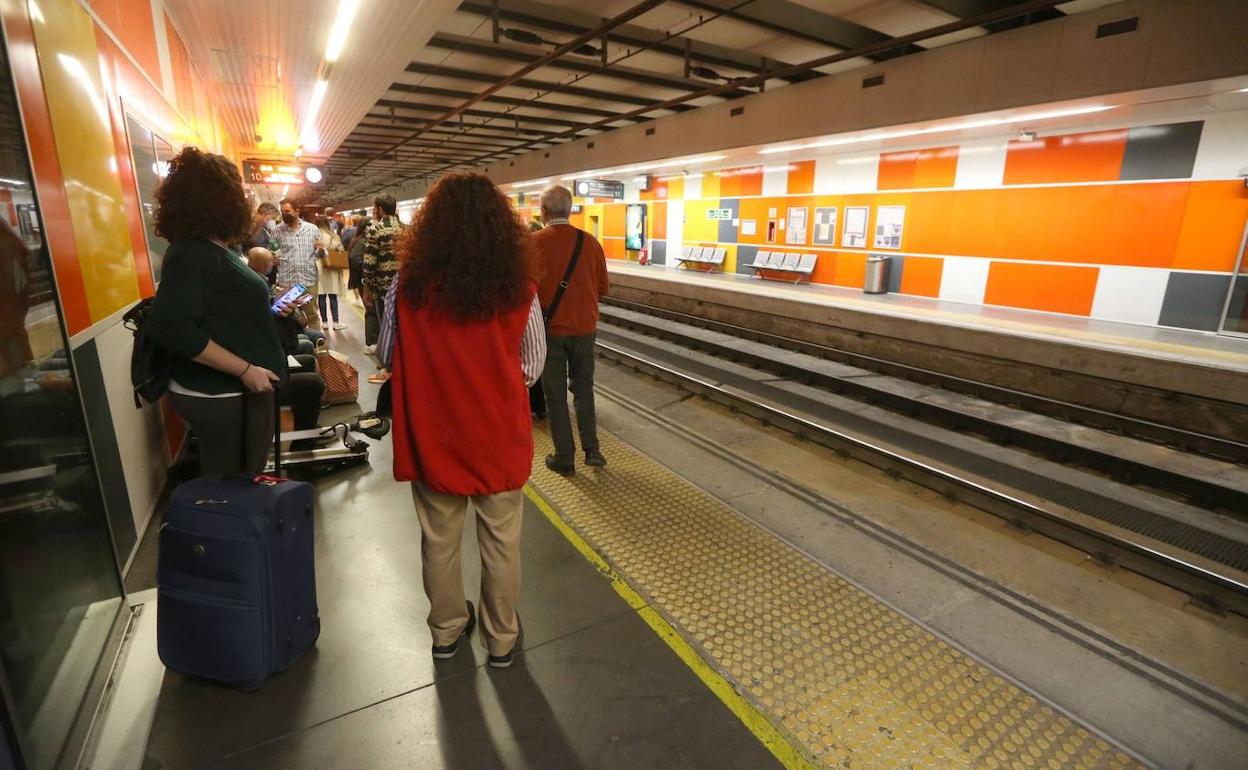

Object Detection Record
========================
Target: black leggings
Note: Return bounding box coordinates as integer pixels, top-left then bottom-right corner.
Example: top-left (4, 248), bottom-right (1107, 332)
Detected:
top-left (170, 390), bottom-right (274, 477)
top-left (318, 294), bottom-right (339, 323)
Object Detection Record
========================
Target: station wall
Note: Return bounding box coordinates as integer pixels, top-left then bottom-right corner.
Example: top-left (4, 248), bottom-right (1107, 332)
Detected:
top-left (2, 0), bottom-right (232, 569)
top-left (553, 110), bottom-right (1248, 333)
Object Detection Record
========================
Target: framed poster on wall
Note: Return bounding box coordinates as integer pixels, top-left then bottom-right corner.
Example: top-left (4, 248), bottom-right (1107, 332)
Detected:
top-left (873, 205), bottom-right (905, 249)
top-left (813, 207), bottom-right (838, 245)
top-left (785, 207), bottom-right (808, 245)
top-left (843, 206), bottom-right (870, 248)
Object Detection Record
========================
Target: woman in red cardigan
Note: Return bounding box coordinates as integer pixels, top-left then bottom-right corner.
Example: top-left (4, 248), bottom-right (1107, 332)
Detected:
top-left (387, 173), bottom-right (545, 669)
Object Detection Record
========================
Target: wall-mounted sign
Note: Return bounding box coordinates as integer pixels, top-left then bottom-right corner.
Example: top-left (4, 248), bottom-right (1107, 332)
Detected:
top-left (242, 160), bottom-right (324, 186)
top-left (874, 205), bottom-right (905, 249)
top-left (706, 208), bottom-right (733, 220)
top-left (573, 178), bottom-right (624, 199)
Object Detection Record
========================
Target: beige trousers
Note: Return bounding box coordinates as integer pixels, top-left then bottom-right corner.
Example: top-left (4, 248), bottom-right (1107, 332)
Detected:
top-left (411, 483), bottom-right (523, 655)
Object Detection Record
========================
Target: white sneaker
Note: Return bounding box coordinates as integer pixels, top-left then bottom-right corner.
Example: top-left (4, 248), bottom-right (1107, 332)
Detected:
top-left (332, 322), bottom-right (347, 330)
top-left (363, 344), bottom-right (376, 354)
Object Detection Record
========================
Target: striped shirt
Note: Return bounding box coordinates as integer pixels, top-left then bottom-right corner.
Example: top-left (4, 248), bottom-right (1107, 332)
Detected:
top-left (274, 219), bottom-right (325, 288)
top-left (378, 281), bottom-right (546, 386)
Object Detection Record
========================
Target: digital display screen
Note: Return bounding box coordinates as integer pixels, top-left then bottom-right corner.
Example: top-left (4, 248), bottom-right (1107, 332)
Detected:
top-left (625, 204), bottom-right (646, 251)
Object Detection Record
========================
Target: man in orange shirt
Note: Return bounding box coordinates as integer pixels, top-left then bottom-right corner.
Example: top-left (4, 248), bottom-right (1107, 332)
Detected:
top-left (534, 185), bottom-right (609, 475)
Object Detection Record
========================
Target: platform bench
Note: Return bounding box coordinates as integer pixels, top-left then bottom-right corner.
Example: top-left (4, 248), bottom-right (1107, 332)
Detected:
top-left (678, 245), bottom-right (727, 272)
top-left (747, 251), bottom-right (817, 283)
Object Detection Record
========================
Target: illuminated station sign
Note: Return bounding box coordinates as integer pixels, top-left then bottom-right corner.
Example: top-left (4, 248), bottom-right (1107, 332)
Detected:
top-left (243, 160), bottom-right (324, 185)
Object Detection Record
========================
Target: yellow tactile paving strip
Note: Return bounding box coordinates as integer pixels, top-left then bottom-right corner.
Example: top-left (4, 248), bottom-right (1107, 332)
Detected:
top-left (530, 426), bottom-right (1143, 770)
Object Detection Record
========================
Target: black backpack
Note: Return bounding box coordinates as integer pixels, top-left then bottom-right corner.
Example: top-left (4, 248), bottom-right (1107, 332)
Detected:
top-left (122, 297), bottom-right (171, 407)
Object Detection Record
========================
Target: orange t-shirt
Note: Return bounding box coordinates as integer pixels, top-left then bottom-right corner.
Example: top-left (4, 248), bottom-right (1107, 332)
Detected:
top-left (533, 224), bottom-right (609, 337)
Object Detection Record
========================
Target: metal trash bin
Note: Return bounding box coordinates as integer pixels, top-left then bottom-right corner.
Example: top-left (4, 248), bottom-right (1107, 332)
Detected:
top-left (864, 254), bottom-right (891, 294)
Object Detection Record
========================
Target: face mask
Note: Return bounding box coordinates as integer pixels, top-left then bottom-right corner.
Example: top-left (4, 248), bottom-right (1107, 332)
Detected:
top-left (281, 212), bottom-right (296, 226)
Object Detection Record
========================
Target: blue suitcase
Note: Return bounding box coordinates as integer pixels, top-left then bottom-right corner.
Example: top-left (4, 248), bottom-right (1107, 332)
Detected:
top-left (157, 475), bottom-right (319, 690)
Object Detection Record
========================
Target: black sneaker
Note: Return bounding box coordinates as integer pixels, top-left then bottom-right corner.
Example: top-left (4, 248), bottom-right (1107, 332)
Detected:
top-left (545, 455), bottom-right (575, 476)
top-left (487, 613), bottom-right (522, 669)
top-left (432, 601), bottom-right (476, 660)
top-left (584, 449), bottom-right (607, 467)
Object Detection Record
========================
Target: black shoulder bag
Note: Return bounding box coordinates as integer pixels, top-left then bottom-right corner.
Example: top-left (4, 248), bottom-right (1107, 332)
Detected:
top-left (543, 230), bottom-right (585, 326)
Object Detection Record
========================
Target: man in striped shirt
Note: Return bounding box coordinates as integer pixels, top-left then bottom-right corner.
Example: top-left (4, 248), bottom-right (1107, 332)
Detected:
top-left (275, 199), bottom-right (327, 332)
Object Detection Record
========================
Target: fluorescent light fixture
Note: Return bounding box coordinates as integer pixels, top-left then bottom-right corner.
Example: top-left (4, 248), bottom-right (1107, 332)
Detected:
top-left (758, 105), bottom-right (1114, 155)
top-left (29, 0), bottom-right (44, 23)
top-left (299, 79), bottom-right (328, 151)
top-left (305, 167), bottom-right (323, 184)
top-left (325, 0), bottom-right (362, 63)
top-left (562, 154), bottom-right (727, 181)
top-left (1239, 87), bottom-right (1248, 93)
top-left (511, 178), bottom-right (551, 189)
top-left (0, 177), bottom-right (26, 186)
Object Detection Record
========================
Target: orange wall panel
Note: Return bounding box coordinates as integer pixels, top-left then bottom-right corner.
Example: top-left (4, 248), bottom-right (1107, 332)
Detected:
top-left (1103, 182), bottom-right (1188, 268)
top-left (165, 15), bottom-right (194, 120)
top-left (1003, 130), bottom-right (1126, 185)
top-left (787, 160), bottom-right (815, 195)
top-left (651, 202), bottom-right (667, 239)
top-left (914, 147), bottom-right (958, 188)
top-left (899, 256), bottom-right (943, 297)
top-left (603, 202), bottom-right (626, 238)
top-left (113, 0), bottom-right (160, 86)
top-left (1173, 181), bottom-right (1248, 271)
top-left (984, 263), bottom-right (1099, 315)
top-left (877, 152), bottom-right (916, 190)
top-left (603, 238), bottom-right (625, 259)
top-left (96, 29), bottom-right (155, 296)
top-left (831, 251), bottom-right (867, 288)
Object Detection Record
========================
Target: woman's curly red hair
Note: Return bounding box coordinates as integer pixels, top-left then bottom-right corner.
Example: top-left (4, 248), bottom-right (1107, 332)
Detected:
top-left (397, 173), bottom-right (532, 322)
top-left (154, 147), bottom-right (251, 243)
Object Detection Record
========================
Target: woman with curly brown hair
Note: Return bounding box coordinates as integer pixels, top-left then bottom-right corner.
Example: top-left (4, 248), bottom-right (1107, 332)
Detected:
top-left (380, 172), bottom-right (545, 669)
top-left (148, 147), bottom-right (287, 476)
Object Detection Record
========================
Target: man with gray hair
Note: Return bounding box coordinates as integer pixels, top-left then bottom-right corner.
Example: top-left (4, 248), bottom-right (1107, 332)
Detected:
top-left (533, 185), bottom-right (609, 475)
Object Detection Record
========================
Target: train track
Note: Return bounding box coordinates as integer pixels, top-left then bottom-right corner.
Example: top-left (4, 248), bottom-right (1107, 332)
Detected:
top-left (594, 301), bottom-right (1248, 617)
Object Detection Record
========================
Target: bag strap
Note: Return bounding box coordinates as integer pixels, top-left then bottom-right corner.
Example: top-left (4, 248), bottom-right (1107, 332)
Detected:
top-left (543, 229), bottom-right (585, 326)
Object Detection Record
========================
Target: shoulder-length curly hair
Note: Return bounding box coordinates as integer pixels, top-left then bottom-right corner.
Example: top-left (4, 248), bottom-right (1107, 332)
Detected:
top-left (154, 147), bottom-right (251, 243)
top-left (398, 173), bottom-right (532, 322)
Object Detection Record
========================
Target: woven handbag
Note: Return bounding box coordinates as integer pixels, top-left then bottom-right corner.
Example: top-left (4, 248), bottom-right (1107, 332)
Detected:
top-left (315, 344), bottom-right (359, 405)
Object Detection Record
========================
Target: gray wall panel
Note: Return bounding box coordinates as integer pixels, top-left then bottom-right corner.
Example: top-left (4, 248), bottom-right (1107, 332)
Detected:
top-left (1157, 272), bottom-right (1232, 331)
top-left (1120, 121), bottom-right (1204, 180)
top-left (72, 339), bottom-right (137, 563)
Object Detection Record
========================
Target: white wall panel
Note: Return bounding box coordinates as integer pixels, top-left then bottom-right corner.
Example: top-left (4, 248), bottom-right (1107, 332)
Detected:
top-left (665, 200), bottom-right (685, 271)
top-left (1191, 109), bottom-right (1248, 180)
top-left (939, 256), bottom-right (991, 305)
top-left (1090, 266), bottom-right (1169, 325)
top-left (762, 166), bottom-right (788, 196)
top-left (683, 174), bottom-right (703, 200)
top-left (812, 155), bottom-right (880, 194)
top-left (94, 321), bottom-right (169, 541)
top-left (954, 138), bottom-right (1009, 189)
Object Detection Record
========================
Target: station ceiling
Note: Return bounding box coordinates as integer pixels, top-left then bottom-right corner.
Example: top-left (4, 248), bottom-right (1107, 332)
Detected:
top-left (166, 0), bottom-right (1123, 201)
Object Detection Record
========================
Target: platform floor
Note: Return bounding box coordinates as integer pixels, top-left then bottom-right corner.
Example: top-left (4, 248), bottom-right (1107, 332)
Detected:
top-left (612, 262), bottom-right (1248, 371)
top-left (102, 299), bottom-right (1245, 769)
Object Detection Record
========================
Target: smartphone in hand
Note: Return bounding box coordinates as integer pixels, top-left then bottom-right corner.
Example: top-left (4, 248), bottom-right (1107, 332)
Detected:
top-left (272, 283), bottom-right (308, 315)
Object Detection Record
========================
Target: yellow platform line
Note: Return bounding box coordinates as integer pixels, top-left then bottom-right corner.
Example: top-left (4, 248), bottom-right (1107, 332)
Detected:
top-left (524, 484), bottom-right (816, 770)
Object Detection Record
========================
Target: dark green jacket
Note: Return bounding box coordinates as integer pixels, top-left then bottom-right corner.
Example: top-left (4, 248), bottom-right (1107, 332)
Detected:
top-left (149, 238), bottom-right (286, 395)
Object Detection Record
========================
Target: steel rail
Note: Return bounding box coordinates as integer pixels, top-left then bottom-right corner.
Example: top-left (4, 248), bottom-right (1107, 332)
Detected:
top-left (593, 340), bottom-right (1248, 617)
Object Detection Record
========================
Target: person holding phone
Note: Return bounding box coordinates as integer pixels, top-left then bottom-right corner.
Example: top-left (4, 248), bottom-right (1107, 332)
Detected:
top-left (149, 147), bottom-right (287, 476)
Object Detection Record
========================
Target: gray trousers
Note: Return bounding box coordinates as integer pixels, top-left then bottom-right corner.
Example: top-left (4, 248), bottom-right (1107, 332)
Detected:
top-left (170, 390), bottom-right (275, 477)
top-left (541, 332), bottom-right (598, 461)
